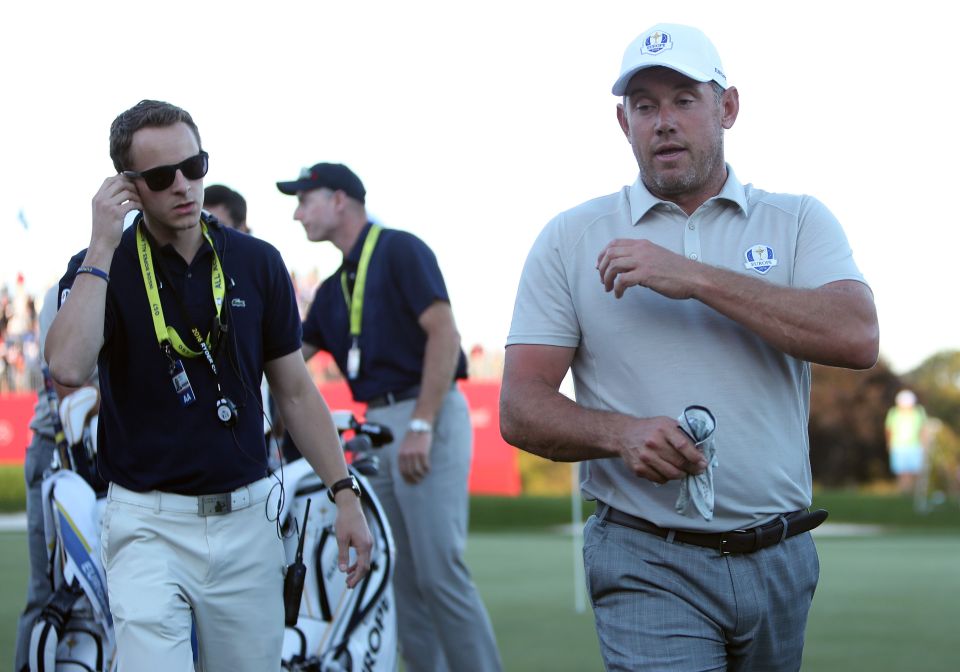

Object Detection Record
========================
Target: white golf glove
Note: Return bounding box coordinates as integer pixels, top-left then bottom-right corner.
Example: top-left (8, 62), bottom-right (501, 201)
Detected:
top-left (674, 405), bottom-right (718, 521)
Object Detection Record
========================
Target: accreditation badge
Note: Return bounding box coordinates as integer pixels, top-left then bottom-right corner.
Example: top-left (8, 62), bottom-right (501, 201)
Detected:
top-left (170, 359), bottom-right (196, 407)
top-left (347, 343), bottom-right (361, 380)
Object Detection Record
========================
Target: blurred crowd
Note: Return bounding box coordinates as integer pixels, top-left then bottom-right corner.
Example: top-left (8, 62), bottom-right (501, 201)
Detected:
top-left (0, 275), bottom-right (42, 394)
top-left (0, 270), bottom-right (504, 396)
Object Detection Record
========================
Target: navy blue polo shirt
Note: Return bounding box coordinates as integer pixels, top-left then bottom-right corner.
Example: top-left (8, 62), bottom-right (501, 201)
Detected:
top-left (303, 223), bottom-right (467, 402)
top-left (59, 215), bottom-right (302, 495)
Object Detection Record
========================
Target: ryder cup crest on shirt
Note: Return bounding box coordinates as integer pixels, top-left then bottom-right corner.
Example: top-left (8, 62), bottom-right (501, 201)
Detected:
top-left (612, 23), bottom-right (728, 95)
top-left (744, 245), bottom-right (779, 275)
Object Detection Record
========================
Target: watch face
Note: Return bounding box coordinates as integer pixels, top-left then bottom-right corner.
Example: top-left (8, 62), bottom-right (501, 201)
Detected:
top-left (328, 476), bottom-right (362, 503)
top-left (409, 418), bottom-right (432, 433)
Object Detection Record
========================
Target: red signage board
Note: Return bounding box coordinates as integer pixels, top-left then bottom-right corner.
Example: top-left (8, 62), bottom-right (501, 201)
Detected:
top-left (317, 381), bottom-right (521, 496)
top-left (0, 393), bottom-right (36, 463)
top-left (0, 383), bottom-right (522, 496)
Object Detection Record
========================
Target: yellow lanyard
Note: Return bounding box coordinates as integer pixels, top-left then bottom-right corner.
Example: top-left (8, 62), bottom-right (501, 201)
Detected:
top-left (340, 224), bottom-right (382, 338)
top-left (137, 221), bottom-right (226, 358)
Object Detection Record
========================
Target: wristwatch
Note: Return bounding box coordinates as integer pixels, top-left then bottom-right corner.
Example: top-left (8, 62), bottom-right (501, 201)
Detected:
top-left (408, 418), bottom-right (433, 434)
top-left (327, 476), bottom-right (362, 503)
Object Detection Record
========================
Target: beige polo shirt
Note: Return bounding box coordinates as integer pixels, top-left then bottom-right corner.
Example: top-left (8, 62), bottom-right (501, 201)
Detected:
top-left (506, 167), bottom-right (867, 531)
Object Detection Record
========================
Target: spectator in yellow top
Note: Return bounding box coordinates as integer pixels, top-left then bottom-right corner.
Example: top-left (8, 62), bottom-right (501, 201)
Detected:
top-left (885, 389), bottom-right (929, 495)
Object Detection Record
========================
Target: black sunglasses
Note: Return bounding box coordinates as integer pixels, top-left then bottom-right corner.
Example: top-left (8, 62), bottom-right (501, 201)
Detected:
top-left (123, 151), bottom-right (209, 191)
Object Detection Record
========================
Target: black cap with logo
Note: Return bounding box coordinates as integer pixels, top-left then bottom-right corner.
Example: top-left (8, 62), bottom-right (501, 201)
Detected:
top-left (276, 163), bottom-right (366, 203)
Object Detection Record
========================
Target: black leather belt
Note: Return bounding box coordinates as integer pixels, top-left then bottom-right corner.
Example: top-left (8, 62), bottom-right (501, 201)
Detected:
top-left (366, 382), bottom-right (458, 409)
top-left (366, 385), bottom-right (421, 409)
top-left (602, 505), bottom-right (828, 556)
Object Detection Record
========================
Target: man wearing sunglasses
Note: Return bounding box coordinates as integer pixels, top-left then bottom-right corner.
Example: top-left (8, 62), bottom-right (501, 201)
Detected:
top-left (44, 99), bottom-right (373, 672)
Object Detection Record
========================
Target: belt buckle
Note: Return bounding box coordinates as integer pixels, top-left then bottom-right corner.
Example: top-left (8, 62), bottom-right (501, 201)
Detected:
top-left (719, 529), bottom-right (747, 556)
top-left (198, 493), bottom-right (231, 516)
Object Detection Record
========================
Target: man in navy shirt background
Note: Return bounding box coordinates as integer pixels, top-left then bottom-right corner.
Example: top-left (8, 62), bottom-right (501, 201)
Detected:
top-left (204, 183), bottom-right (251, 234)
top-left (45, 100), bottom-right (373, 672)
top-left (277, 163), bottom-right (502, 672)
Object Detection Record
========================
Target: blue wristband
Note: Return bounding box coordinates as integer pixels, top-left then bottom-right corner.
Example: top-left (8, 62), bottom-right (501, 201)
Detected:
top-left (75, 265), bottom-right (110, 283)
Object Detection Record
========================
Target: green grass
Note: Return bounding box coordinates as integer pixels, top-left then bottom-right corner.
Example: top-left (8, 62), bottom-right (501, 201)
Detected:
top-left (811, 489), bottom-right (960, 530)
top-left (3, 528), bottom-right (959, 671)
top-left (466, 532), bottom-right (600, 670)
top-left (4, 493), bottom-right (960, 670)
top-left (468, 491), bottom-right (960, 533)
top-left (467, 531), bottom-right (960, 672)
top-left (0, 465), bottom-right (26, 513)
top-left (5, 462), bottom-right (960, 532)
top-left (803, 535), bottom-right (960, 672)
top-left (2, 531), bottom-right (30, 671)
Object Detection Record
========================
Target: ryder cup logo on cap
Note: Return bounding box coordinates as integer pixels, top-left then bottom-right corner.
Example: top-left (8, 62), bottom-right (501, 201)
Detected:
top-left (642, 30), bottom-right (672, 55)
top-left (612, 23), bottom-right (728, 95)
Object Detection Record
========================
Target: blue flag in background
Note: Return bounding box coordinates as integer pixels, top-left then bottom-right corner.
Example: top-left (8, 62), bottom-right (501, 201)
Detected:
top-left (17, 209), bottom-right (28, 231)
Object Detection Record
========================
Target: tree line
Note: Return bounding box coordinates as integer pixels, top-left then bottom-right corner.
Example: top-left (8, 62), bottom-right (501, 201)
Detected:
top-left (809, 350), bottom-right (960, 490)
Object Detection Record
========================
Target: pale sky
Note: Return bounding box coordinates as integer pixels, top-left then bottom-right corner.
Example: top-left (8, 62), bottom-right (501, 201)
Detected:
top-left (2, 0), bottom-right (956, 374)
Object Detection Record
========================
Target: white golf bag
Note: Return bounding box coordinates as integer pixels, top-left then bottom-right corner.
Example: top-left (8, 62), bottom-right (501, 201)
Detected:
top-left (27, 384), bottom-right (396, 671)
top-left (275, 412), bottom-right (398, 672)
top-left (29, 384), bottom-right (117, 672)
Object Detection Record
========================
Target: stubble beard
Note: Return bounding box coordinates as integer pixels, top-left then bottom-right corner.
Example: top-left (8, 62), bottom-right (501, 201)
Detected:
top-left (143, 202), bottom-right (201, 241)
top-left (639, 132), bottom-right (725, 199)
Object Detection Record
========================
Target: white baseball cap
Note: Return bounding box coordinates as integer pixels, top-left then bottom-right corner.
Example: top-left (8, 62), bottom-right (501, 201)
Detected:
top-left (895, 390), bottom-right (917, 407)
top-left (612, 23), bottom-right (728, 96)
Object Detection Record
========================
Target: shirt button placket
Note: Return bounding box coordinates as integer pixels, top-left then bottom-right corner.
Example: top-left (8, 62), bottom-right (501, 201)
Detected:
top-left (683, 216), bottom-right (702, 262)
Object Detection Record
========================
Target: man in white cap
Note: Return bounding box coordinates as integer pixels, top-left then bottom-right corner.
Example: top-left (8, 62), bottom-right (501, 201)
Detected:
top-left (500, 23), bottom-right (879, 670)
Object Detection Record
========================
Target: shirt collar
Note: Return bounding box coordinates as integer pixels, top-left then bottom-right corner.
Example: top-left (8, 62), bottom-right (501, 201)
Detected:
top-left (343, 221), bottom-right (375, 268)
top-left (121, 215), bottom-right (215, 265)
top-left (628, 163), bottom-right (749, 224)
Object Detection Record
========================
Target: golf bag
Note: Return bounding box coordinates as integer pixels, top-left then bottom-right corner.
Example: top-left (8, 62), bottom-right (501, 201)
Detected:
top-left (276, 412), bottom-right (398, 672)
top-left (29, 382), bottom-right (116, 672)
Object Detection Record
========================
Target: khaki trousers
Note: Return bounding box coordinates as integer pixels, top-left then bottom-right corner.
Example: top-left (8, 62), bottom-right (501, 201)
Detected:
top-left (102, 478), bottom-right (285, 671)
